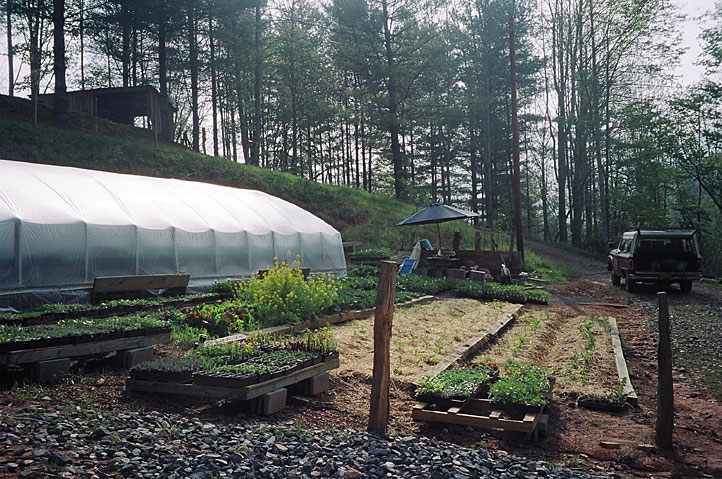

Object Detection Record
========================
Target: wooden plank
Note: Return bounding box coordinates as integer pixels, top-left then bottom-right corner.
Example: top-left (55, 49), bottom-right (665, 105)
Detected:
top-left (128, 358), bottom-right (339, 400)
top-left (411, 407), bottom-right (536, 433)
top-left (448, 406), bottom-right (462, 414)
top-left (489, 410), bottom-right (502, 419)
top-left (243, 358), bottom-right (339, 400)
top-left (656, 292), bottom-right (673, 450)
top-left (607, 317), bottom-right (638, 406)
top-left (577, 302), bottom-right (628, 309)
top-left (1, 333), bottom-right (170, 365)
top-left (127, 379), bottom-right (245, 399)
top-left (368, 261), bottom-right (397, 434)
top-left (93, 274), bottom-right (190, 293)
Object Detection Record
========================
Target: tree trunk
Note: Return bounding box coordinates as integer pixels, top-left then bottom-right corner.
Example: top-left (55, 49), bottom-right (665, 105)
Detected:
top-left (53, 0), bottom-right (68, 118)
top-left (121, 0), bottom-right (130, 87)
top-left (209, 19), bottom-right (219, 156)
top-left (158, 3), bottom-right (167, 96)
top-left (251, 1), bottom-right (262, 166)
top-left (6, 0), bottom-right (13, 96)
top-left (188, 7), bottom-right (199, 151)
top-left (382, 0), bottom-right (405, 199)
top-left (554, 0), bottom-right (568, 243)
top-left (510, 1), bottom-right (523, 258)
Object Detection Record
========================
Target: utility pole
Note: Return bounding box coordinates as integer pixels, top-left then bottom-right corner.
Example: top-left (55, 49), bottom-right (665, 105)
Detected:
top-left (509, 0), bottom-right (524, 262)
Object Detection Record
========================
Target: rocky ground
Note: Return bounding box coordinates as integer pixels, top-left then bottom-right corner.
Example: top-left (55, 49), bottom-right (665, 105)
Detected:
top-left (0, 406), bottom-right (616, 479)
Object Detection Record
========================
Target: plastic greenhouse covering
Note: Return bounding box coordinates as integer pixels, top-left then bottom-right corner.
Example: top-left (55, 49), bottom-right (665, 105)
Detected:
top-left (0, 160), bottom-right (346, 306)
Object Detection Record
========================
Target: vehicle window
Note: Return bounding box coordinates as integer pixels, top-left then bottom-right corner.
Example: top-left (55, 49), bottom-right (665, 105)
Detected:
top-left (638, 237), bottom-right (694, 253)
top-left (622, 239), bottom-right (630, 253)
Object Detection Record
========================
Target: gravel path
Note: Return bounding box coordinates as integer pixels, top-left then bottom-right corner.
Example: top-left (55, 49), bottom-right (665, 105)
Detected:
top-left (0, 406), bottom-right (617, 479)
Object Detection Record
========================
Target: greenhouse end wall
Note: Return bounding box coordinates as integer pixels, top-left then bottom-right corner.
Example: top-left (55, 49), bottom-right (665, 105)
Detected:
top-left (0, 160), bottom-right (346, 308)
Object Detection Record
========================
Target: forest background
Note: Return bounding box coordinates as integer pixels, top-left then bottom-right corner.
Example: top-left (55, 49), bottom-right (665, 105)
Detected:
top-left (2, 0), bottom-right (722, 275)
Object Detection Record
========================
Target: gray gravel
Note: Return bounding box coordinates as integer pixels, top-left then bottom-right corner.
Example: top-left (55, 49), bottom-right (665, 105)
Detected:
top-left (0, 406), bottom-right (617, 478)
top-left (636, 285), bottom-right (722, 371)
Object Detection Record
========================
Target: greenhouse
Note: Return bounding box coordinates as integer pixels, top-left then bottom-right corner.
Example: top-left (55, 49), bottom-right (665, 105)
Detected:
top-left (0, 160), bottom-right (346, 306)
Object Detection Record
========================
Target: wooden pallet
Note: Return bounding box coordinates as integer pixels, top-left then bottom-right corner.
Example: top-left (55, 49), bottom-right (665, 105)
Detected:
top-left (126, 357), bottom-right (339, 401)
top-left (412, 398), bottom-right (547, 439)
top-left (0, 332), bottom-right (171, 366)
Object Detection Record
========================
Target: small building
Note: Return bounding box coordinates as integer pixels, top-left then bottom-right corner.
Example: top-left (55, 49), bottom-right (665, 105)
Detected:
top-left (38, 86), bottom-right (175, 142)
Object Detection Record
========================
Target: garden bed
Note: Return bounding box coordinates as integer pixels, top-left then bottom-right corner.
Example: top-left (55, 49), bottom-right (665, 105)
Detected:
top-left (470, 309), bottom-right (624, 409)
top-left (332, 298), bottom-right (519, 382)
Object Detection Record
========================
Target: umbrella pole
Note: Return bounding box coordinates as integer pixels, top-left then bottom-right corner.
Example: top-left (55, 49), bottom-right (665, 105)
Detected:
top-left (436, 223), bottom-right (442, 252)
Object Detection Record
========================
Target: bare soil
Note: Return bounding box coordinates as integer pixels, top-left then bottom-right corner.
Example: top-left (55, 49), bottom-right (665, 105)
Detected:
top-left (472, 309), bottom-right (619, 398)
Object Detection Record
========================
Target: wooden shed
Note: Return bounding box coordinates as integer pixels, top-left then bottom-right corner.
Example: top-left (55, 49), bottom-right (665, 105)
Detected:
top-left (39, 86), bottom-right (175, 142)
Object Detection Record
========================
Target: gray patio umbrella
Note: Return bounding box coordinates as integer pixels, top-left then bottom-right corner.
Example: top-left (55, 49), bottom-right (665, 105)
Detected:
top-left (396, 203), bottom-right (480, 248)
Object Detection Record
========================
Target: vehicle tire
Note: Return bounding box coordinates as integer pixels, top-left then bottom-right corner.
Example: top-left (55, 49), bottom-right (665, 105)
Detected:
top-left (611, 272), bottom-right (621, 286)
top-left (625, 278), bottom-right (636, 292)
top-left (679, 280), bottom-right (693, 293)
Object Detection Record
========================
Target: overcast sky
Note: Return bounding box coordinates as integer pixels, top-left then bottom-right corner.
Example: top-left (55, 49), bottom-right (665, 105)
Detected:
top-left (674, 0), bottom-right (714, 86)
top-left (0, 0), bottom-right (716, 96)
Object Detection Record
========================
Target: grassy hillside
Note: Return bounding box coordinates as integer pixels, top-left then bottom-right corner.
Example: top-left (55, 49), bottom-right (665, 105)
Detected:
top-left (0, 95), bottom-right (474, 251)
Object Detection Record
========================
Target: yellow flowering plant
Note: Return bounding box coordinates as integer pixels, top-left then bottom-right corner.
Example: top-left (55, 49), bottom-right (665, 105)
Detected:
top-left (237, 256), bottom-right (339, 326)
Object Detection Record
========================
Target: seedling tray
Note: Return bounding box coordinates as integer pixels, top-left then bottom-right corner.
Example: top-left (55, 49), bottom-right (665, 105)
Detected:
top-left (412, 378), bottom-right (554, 440)
top-left (0, 331), bottom-right (171, 366)
top-left (127, 356), bottom-right (339, 400)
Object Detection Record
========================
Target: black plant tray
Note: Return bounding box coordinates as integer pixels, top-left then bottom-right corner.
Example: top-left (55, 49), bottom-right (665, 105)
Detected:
top-left (323, 351), bottom-right (340, 362)
top-left (2, 295), bottom-right (221, 326)
top-left (0, 326), bottom-right (172, 354)
top-left (416, 382), bottom-right (490, 411)
top-left (193, 372), bottom-right (258, 388)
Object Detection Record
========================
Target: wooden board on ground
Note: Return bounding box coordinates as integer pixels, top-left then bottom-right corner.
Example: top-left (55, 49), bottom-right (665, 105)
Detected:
top-left (0, 333), bottom-right (171, 366)
top-left (92, 274), bottom-right (190, 302)
top-left (127, 357), bottom-right (339, 400)
top-left (607, 317), bottom-right (638, 406)
top-left (412, 398), bottom-right (546, 438)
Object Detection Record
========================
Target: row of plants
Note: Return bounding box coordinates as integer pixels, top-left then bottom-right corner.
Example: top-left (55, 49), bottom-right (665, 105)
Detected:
top-left (456, 281), bottom-right (550, 304)
top-left (131, 329), bottom-right (338, 387)
top-left (0, 293), bottom-right (217, 323)
top-left (397, 275), bottom-right (454, 296)
top-left (415, 359), bottom-right (553, 408)
top-left (346, 248), bottom-right (395, 260)
top-left (0, 315), bottom-right (169, 352)
top-left (416, 361), bottom-right (497, 401)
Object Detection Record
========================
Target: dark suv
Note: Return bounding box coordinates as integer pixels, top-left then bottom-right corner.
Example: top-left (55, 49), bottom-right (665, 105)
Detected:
top-left (608, 230), bottom-right (703, 293)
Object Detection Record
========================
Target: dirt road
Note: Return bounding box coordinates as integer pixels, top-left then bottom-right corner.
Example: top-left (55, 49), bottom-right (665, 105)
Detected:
top-left (526, 240), bottom-right (722, 478)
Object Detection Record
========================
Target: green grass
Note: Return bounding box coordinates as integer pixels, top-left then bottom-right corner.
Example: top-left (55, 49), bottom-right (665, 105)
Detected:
top-left (1, 96), bottom-right (482, 252)
top-left (525, 250), bottom-right (576, 283)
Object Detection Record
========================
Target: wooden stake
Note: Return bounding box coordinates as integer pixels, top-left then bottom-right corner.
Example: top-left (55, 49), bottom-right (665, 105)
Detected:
top-left (656, 291), bottom-right (673, 450)
top-left (368, 260), bottom-right (396, 434)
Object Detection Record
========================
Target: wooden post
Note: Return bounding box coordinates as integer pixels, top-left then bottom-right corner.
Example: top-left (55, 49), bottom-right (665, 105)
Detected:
top-left (656, 291), bottom-right (673, 450)
top-left (474, 231), bottom-right (482, 254)
top-left (368, 260), bottom-right (396, 434)
top-left (453, 232), bottom-right (461, 253)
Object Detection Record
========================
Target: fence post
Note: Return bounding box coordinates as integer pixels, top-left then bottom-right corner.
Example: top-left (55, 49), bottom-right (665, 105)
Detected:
top-left (656, 291), bottom-right (673, 450)
top-left (368, 260), bottom-right (397, 434)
